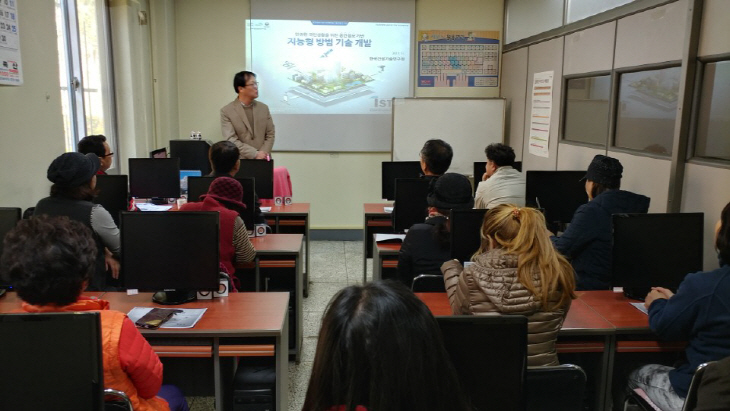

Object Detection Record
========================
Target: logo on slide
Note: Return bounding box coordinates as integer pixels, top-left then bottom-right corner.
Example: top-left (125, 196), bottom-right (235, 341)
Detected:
top-left (372, 97), bottom-right (392, 108)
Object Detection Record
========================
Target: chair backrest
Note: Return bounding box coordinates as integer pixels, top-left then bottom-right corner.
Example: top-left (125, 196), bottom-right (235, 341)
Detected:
top-left (392, 178), bottom-right (431, 233)
top-left (525, 364), bottom-right (586, 411)
top-left (683, 361), bottom-right (715, 411)
top-left (411, 274), bottom-right (446, 292)
top-left (0, 312), bottom-right (105, 410)
top-left (436, 315), bottom-right (527, 411)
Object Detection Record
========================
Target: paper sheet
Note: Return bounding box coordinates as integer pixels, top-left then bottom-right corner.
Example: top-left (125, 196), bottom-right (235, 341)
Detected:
top-left (375, 233), bottom-right (406, 243)
top-left (135, 203), bottom-right (173, 212)
top-left (127, 307), bottom-right (207, 329)
top-left (630, 302), bottom-right (649, 315)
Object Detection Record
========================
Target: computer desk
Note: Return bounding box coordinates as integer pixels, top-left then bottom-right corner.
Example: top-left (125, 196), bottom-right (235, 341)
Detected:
top-left (238, 234), bottom-right (304, 363)
top-left (362, 203), bottom-right (393, 282)
top-left (372, 241), bottom-right (400, 282)
top-left (417, 291), bottom-right (685, 411)
top-left (0, 291), bottom-right (290, 411)
top-left (261, 202), bottom-right (310, 298)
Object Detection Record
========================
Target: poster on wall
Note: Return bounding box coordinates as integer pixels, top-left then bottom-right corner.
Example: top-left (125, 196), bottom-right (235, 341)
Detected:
top-left (528, 71), bottom-right (554, 158)
top-left (417, 30), bottom-right (499, 88)
top-left (0, 0), bottom-right (21, 86)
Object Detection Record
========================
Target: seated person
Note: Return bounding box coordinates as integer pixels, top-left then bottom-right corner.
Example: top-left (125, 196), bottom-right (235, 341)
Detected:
top-left (78, 134), bottom-right (113, 175)
top-left (207, 140), bottom-right (265, 224)
top-left (474, 143), bottom-right (525, 209)
top-left (442, 204), bottom-right (575, 366)
top-left (392, 139), bottom-right (453, 222)
top-left (627, 201), bottom-right (730, 411)
top-left (34, 152), bottom-right (120, 290)
top-left (0, 215), bottom-right (189, 411)
top-left (180, 177), bottom-right (255, 278)
top-left (302, 280), bottom-right (470, 411)
top-left (397, 173), bottom-right (474, 287)
top-left (551, 155), bottom-right (650, 290)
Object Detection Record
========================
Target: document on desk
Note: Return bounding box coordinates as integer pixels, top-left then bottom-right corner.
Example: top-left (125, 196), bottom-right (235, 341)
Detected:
top-left (136, 203), bottom-right (173, 212)
top-left (375, 233), bottom-right (406, 243)
top-left (127, 307), bottom-right (207, 328)
top-left (383, 206), bottom-right (393, 213)
top-left (630, 302), bottom-right (649, 315)
top-left (260, 207), bottom-right (272, 212)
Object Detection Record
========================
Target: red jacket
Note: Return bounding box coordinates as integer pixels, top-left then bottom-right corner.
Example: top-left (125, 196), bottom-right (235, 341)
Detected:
top-left (21, 297), bottom-right (170, 411)
top-left (179, 196), bottom-right (238, 276)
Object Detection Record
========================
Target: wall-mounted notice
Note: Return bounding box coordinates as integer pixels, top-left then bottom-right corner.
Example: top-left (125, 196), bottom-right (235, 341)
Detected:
top-left (528, 71), bottom-right (554, 158)
top-left (0, 0), bottom-right (21, 86)
top-left (417, 30), bottom-right (499, 88)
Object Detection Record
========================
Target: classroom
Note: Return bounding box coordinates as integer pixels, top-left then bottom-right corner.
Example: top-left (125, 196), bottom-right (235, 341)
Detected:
top-left (1, 0), bottom-right (729, 410)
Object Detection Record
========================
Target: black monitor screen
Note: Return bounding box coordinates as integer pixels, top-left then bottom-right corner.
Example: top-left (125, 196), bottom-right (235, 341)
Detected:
top-left (169, 139), bottom-right (212, 175)
top-left (381, 161), bottom-right (422, 200)
top-left (613, 213), bottom-right (704, 293)
top-left (450, 209), bottom-right (489, 264)
top-left (187, 176), bottom-right (256, 232)
top-left (121, 211), bottom-right (219, 291)
top-left (437, 315), bottom-right (527, 411)
top-left (0, 207), bottom-right (21, 289)
top-left (128, 158), bottom-right (181, 199)
top-left (0, 312), bottom-right (104, 410)
top-left (525, 171), bottom-right (586, 225)
top-left (472, 161), bottom-right (522, 195)
top-left (236, 159), bottom-right (274, 199)
top-left (93, 175), bottom-right (128, 226)
top-left (393, 178), bottom-right (431, 233)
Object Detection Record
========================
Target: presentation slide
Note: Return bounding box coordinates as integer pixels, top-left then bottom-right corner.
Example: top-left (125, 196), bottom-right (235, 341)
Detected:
top-left (246, 19), bottom-right (411, 116)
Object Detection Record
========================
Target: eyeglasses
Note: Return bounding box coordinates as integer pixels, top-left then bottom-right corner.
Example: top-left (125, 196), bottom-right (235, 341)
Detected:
top-left (246, 82), bottom-right (259, 88)
top-left (101, 152), bottom-right (114, 158)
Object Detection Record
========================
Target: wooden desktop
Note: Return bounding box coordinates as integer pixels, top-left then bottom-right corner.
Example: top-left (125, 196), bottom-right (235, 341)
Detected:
top-left (363, 203), bottom-right (394, 281)
top-left (0, 291), bottom-right (290, 411)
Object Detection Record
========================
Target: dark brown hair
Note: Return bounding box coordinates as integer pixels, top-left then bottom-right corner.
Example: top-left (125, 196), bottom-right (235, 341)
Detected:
top-left (50, 182), bottom-right (98, 202)
top-left (303, 280), bottom-right (470, 411)
top-left (718, 201), bottom-right (730, 265)
top-left (1, 215), bottom-right (96, 306)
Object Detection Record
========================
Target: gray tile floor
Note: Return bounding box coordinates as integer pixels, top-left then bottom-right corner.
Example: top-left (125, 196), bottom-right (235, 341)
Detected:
top-left (187, 240), bottom-right (372, 411)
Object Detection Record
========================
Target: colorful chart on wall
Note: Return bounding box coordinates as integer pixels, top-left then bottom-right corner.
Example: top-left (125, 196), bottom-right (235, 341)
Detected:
top-left (417, 30), bottom-right (499, 88)
top-left (0, 0), bottom-right (22, 85)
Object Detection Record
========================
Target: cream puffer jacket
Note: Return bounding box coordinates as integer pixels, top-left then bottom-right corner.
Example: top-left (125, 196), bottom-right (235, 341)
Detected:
top-left (441, 249), bottom-right (570, 367)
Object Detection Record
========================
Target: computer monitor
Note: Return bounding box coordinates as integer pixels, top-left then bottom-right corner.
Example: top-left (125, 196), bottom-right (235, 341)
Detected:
top-left (0, 312), bottom-right (104, 410)
top-left (169, 139), bottom-right (212, 175)
top-left (179, 169), bottom-right (203, 195)
top-left (525, 171), bottom-right (586, 227)
top-left (450, 209), bottom-right (489, 264)
top-left (187, 176), bottom-right (256, 233)
top-left (392, 178), bottom-right (431, 233)
top-left (150, 147), bottom-right (167, 158)
top-left (436, 315), bottom-right (527, 411)
top-left (128, 158), bottom-right (181, 200)
top-left (473, 161), bottom-right (522, 195)
top-left (612, 212), bottom-right (704, 300)
top-left (381, 161), bottom-right (422, 201)
top-left (93, 175), bottom-right (128, 226)
top-left (121, 211), bottom-right (219, 304)
top-left (236, 159), bottom-right (274, 199)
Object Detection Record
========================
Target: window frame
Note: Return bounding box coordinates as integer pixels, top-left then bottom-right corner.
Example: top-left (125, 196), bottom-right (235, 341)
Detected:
top-left (560, 71), bottom-right (612, 148)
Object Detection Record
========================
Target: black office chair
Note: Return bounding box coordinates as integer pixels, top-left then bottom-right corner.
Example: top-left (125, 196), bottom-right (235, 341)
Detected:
top-left (411, 274), bottom-right (446, 292)
top-left (624, 362), bottom-right (713, 411)
top-left (525, 364), bottom-right (586, 411)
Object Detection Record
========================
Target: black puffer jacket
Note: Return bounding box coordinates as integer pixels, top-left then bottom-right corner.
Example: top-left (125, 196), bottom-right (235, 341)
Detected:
top-left (551, 189), bottom-right (650, 290)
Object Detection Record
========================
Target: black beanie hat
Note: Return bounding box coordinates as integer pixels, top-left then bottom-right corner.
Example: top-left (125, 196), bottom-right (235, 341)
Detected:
top-left (47, 152), bottom-right (100, 187)
top-left (427, 173), bottom-right (474, 210)
top-left (584, 155), bottom-right (623, 188)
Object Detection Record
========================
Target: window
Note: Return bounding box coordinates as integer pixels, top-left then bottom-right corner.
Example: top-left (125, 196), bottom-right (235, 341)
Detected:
top-left (694, 60), bottom-right (730, 162)
top-left (563, 75), bottom-right (611, 146)
top-left (55, 0), bottom-right (116, 167)
top-left (614, 66), bottom-right (681, 155)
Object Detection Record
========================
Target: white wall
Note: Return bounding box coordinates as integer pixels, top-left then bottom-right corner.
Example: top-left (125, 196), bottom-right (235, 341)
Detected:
top-left (168, 0), bottom-right (505, 229)
top-left (0, 1), bottom-right (64, 209)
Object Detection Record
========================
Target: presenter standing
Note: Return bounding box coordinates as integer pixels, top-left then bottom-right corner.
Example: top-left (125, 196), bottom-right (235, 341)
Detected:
top-left (221, 71), bottom-right (275, 159)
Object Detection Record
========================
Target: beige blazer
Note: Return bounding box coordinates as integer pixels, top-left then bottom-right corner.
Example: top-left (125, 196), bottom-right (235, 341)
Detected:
top-left (220, 99), bottom-right (275, 159)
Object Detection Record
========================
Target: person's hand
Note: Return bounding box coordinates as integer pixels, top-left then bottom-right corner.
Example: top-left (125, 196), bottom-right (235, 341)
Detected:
top-left (434, 72), bottom-right (449, 87)
top-left (453, 73), bottom-right (468, 87)
top-left (105, 249), bottom-right (120, 279)
top-left (482, 172), bottom-right (489, 181)
top-left (255, 150), bottom-right (268, 160)
top-left (644, 287), bottom-right (673, 309)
